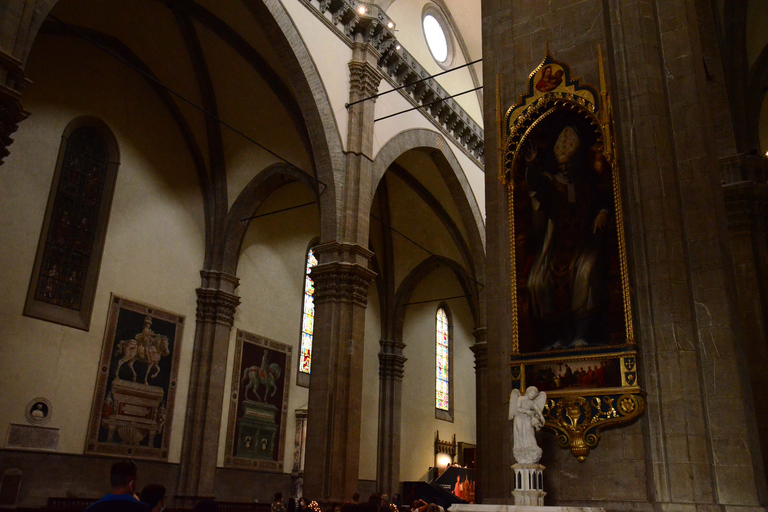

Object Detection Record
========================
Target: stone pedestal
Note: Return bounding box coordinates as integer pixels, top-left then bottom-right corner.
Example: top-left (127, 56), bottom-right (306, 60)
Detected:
top-left (511, 463), bottom-right (545, 506)
top-left (235, 400), bottom-right (278, 460)
top-left (102, 379), bottom-right (165, 445)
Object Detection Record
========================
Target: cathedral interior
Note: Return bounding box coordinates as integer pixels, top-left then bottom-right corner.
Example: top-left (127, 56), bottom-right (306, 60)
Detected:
top-left (1, 0), bottom-right (768, 511)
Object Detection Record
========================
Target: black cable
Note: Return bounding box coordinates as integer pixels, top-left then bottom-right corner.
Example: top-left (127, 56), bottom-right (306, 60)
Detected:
top-left (403, 294), bottom-right (470, 306)
top-left (370, 213), bottom-right (484, 290)
top-left (374, 86), bottom-right (483, 122)
top-left (46, 13), bottom-right (327, 195)
top-left (240, 201), bottom-right (317, 222)
top-left (345, 58), bottom-right (482, 108)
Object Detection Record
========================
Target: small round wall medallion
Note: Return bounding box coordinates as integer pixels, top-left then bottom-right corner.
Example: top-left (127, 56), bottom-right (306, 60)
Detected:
top-left (26, 397), bottom-right (52, 425)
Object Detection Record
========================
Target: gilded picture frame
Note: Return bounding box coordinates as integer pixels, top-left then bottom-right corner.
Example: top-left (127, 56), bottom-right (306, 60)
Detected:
top-left (501, 49), bottom-right (644, 459)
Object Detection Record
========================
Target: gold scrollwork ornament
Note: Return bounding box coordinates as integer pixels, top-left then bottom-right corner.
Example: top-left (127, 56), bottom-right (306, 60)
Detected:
top-left (544, 393), bottom-right (645, 461)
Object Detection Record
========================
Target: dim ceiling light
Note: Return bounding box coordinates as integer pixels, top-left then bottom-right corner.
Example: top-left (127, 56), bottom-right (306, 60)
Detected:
top-left (395, 44), bottom-right (401, 50)
top-left (358, 5), bottom-right (367, 14)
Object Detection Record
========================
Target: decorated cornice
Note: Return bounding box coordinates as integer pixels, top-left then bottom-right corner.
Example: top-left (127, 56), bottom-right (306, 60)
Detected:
top-left (298, 0), bottom-right (484, 165)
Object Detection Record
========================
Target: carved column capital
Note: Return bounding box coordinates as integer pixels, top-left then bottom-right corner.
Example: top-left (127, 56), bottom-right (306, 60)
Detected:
top-left (195, 271), bottom-right (241, 327)
top-left (310, 242), bottom-right (376, 306)
top-left (348, 60), bottom-right (381, 102)
top-left (723, 181), bottom-right (768, 235)
top-left (311, 262), bottom-right (376, 306)
top-left (379, 339), bottom-right (407, 380)
top-left (470, 327), bottom-right (488, 369)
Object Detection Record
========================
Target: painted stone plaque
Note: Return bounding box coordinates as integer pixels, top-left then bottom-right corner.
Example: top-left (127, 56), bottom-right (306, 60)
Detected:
top-left (85, 295), bottom-right (184, 460)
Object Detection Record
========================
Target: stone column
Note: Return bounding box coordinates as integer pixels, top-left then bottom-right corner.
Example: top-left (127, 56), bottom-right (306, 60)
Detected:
top-left (302, 39), bottom-right (381, 501)
top-left (376, 339), bottom-right (406, 496)
top-left (303, 242), bottom-right (376, 501)
top-left (723, 175), bottom-right (768, 487)
top-left (177, 270), bottom-right (240, 503)
top-left (469, 327), bottom-right (487, 503)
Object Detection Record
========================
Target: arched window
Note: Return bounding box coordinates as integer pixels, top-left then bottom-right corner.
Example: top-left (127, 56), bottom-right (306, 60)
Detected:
top-left (24, 117), bottom-right (119, 330)
top-left (297, 245), bottom-right (318, 387)
top-left (436, 305), bottom-right (453, 421)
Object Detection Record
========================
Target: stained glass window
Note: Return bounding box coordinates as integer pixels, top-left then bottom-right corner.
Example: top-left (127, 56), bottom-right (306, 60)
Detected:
top-left (34, 127), bottom-right (109, 310)
top-left (436, 307), bottom-right (450, 411)
top-left (299, 247), bottom-right (318, 375)
top-left (24, 118), bottom-right (119, 331)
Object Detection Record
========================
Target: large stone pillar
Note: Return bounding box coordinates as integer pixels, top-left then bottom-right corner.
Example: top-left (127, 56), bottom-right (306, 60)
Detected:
top-left (376, 339), bottom-right (406, 496)
top-left (723, 170), bottom-right (768, 489)
top-left (177, 270), bottom-right (240, 502)
top-left (303, 38), bottom-right (380, 501)
top-left (303, 242), bottom-right (376, 501)
top-left (469, 327), bottom-right (487, 503)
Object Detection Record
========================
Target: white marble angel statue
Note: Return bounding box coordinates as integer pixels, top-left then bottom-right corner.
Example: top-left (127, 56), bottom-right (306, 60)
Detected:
top-left (508, 386), bottom-right (547, 464)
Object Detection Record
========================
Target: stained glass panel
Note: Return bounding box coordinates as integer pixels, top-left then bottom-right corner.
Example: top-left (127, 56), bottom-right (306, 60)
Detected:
top-left (300, 248), bottom-right (318, 374)
top-left (35, 127), bottom-right (109, 310)
top-left (436, 307), bottom-right (450, 411)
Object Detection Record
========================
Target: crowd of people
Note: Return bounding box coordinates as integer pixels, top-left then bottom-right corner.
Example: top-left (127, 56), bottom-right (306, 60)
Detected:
top-left (87, 460), bottom-right (449, 512)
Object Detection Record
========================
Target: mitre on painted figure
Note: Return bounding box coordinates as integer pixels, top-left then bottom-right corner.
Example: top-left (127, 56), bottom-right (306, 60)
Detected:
top-left (508, 386), bottom-right (547, 464)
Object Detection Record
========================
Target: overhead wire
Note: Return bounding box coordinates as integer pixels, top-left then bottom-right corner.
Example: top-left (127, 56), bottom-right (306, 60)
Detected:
top-left (46, 13), bottom-right (327, 196)
top-left (345, 58), bottom-right (482, 108)
top-left (374, 85), bottom-right (483, 122)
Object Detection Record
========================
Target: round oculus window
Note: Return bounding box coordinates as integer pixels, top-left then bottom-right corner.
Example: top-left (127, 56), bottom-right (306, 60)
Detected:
top-left (423, 13), bottom-right (448, 63)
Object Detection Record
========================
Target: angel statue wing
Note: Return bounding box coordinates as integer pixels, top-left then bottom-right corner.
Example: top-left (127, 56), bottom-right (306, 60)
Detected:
top-left (508, 388), bottom-right (521, 420)
top-left (533, 389), bottom-right (547, 416)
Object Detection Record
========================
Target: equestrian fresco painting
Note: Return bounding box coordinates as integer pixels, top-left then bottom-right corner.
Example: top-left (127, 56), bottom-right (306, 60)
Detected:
top-left (85, 295), bottom-right (184, 460)
top-left (225, 329), bottom-right (291, 472)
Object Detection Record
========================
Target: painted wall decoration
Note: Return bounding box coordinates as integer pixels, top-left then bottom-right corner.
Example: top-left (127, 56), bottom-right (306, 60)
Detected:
top-left (85, 295), bottom-right (184, 460)
top-left (502, 49), bottom-right (643, 460)
top-left (225, 330), bottom-right (291, 472)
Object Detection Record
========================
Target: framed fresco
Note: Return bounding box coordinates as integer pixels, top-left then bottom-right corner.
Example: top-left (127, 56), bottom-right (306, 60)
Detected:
top-left (85, 295), bottom-right (184, 460)
top-left (225, 329), bottom-right (291, 472)
top-left (502, 48), bottom-right (643, 460)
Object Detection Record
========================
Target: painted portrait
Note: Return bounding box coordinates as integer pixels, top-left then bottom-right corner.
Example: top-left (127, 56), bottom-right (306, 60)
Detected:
top-left (226, 330), bottom-right (291, 472)
top-left (85, 295), bottom-right (184, 460)
top-left (510, 108), bottom-right (625, 354)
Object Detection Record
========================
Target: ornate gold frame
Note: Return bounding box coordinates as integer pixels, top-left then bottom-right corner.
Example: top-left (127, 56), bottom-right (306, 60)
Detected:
top-left (501, 48), bottom-right (643, 460)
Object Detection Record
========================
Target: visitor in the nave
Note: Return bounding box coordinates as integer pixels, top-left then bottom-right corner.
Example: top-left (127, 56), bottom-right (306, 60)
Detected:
top-left (85, 461), bottom-right (151, 512)
top-left (139, 485), bottom-right (166, 512)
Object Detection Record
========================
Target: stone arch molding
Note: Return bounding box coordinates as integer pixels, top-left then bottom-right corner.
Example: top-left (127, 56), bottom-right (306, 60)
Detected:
top-left (16, 0), bottom-right (344, 244)
top-left (372, 128), bottom-right (485, 250)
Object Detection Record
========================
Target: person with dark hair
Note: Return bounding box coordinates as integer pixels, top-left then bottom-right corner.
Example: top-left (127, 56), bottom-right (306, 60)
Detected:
top-left (85, 461), bottom-right (151, 512)
top-left (272, 492), bottom-right (287, 512)
top-left (139, 485), bottom-right (166, 512)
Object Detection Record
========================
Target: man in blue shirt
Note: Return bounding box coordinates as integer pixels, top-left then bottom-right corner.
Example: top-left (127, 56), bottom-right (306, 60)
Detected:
top-left (86, 461), bottom-right (151, 512)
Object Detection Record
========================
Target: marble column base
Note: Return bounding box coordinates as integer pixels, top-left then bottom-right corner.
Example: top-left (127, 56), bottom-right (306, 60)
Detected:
top-left (512, 463), bottom-right (545, 505)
